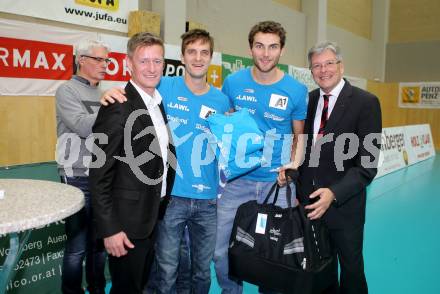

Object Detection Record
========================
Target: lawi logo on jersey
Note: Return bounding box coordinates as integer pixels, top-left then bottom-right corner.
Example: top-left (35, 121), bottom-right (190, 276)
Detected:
top-left (75, 0), bottom-right (119, 12)
top-left (269, 94), bottom-right (288, 110)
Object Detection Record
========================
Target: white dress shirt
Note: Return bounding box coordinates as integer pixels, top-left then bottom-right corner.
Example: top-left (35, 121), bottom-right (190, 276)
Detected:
top-left (313, 79), bottom-right (345, 144)
top-left (131, 80), bottom-right (169, 197)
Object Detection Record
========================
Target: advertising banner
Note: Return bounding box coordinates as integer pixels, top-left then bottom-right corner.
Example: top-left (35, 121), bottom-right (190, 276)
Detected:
top-left (0, 36), bottom-right (74, 95)
top-left (376, 126), bottom-right (407, 178)
top-left (0, 0), bottom-right (136, 33)
top-left (288, 65), bottom-right (367, 92)
top-left (345, 75), bottom-right (367, 91)
top-left (0, 18), bottom-right (96, 96)
top-left (399, 82), bottom-right (440, 109)
top-left (288, 65), bottom-right (317, 92)
top-left (375, 124), bottom-right (436, 178)
top-left (403, 124), bottom-right (436, 165)
top-left (0, 222), bottom-right (66, 294)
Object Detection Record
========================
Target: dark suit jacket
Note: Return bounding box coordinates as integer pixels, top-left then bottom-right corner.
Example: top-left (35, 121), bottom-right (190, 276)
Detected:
top-left (90, 82), bottom-right (175, 240)
top-left (298, 80), bottom-right (382, 229)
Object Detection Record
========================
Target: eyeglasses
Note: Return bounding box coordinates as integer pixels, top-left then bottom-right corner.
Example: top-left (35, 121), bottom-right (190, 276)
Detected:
top-left (311, 60), bottom-right (341, 71)
top-left (81, 55), bottom-right (111, 64)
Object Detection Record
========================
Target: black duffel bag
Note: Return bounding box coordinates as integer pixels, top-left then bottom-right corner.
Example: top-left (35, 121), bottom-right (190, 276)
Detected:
top-left (228, 180), bottom-right (334, 293)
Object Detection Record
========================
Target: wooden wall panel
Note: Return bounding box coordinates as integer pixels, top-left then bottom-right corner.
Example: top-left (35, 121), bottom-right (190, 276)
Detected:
top-left (367, 81), bottom-right (440, 150)
top-left (0, 96), bottom-right (56, 166)
top-left (128, 10), bottom-right (161, 37)
top-left (272, 0), bottom-right (301, 12)
top-left (187, 20), bottom-right (207, 31)
top-left (389, 0), bottom-right (440, 43)
top-left (328, 0), bottom-right (372, 39)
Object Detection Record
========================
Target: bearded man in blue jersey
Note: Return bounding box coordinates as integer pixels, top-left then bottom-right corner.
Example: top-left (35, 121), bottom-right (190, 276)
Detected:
top-left (213, 21), bottom-right (308, 294)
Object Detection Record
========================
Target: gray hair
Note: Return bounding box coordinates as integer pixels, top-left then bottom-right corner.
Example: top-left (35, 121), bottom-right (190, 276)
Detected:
top-left (75, 39), bottom-right (111, 68)
top-left (307, 41), bottom-right (342, 68)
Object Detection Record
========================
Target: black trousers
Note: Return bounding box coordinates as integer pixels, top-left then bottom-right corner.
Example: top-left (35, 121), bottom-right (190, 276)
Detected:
top-left (108, 236), bottom-right (155, 294)
top-left (322, 225), bottom-right (368, 294)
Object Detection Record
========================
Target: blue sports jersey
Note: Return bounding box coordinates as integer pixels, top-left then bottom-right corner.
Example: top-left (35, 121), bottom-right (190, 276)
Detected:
top-left (159, 76), bottom-right (231, 199)
top-left (222, 68), bottom-right (307, 181)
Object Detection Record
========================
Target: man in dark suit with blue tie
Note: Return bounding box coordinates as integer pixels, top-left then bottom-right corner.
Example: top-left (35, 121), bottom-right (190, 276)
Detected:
top-left (280, 41), bottom-right (382, 294)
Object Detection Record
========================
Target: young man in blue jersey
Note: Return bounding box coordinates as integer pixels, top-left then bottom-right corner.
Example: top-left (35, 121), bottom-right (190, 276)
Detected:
top-left (100, 29), bottom-right (231, 294)
top-left (154, 29), bottom-right (230, 294)
top-left (213, 21), bottom-right (308, 294)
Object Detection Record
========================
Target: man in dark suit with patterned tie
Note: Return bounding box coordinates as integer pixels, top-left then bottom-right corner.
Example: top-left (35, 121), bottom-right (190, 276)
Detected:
top-left (280, 41), bottom-right (382, 294)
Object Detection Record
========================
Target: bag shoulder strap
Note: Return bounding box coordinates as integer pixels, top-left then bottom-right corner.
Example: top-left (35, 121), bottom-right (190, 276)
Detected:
top-left (262, 182), bottom-right (292, 208)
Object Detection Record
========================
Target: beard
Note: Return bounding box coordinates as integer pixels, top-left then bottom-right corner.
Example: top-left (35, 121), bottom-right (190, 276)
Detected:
top-left (253, 56), bottom-right (280, 73)
top-left (185, 68), bottom-right (208, 80)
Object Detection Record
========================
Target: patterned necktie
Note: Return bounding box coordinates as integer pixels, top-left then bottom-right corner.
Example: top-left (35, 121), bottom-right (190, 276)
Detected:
top-left (318, 94), bottom-right (330, 135)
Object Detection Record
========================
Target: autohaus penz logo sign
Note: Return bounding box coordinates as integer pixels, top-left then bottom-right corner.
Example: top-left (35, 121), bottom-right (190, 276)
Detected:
top-left (399, 82), bottom-right (440, 109)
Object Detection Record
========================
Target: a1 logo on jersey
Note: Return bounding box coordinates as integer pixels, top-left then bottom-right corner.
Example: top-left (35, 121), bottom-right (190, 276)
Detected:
top-left (199, 105), bottom-right (216, 119)
top-left (269, 94), bottom-right (288, 110)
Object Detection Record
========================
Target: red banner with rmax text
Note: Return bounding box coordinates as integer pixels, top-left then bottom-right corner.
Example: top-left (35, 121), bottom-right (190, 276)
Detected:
top-left (0, 37), bottom-right (73, 80)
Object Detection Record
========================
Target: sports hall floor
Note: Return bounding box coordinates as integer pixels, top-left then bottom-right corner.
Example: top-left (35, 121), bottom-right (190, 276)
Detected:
top-left (1, 154), bottom-right (439, 294)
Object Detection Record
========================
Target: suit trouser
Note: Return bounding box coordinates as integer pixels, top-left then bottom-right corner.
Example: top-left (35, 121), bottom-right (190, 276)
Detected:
top-left (323, 225), bottom-right (367, 294)
top-left (108, 236), bottom-right (155, 294)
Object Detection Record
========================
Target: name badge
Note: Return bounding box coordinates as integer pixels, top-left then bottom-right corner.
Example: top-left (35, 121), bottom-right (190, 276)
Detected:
top-left (199, 105), bottom-right (216, 119)
top-left (255, 213), bottom-right (267, 234)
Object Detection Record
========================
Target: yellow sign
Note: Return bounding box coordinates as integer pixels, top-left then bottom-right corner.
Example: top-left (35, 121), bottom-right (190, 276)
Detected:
top-left (75, 0), bottom-right (119, 12)
top-left (401, 86), bottom-right (420, 103)
top-left (207, 65), bottom-right (222, 88)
